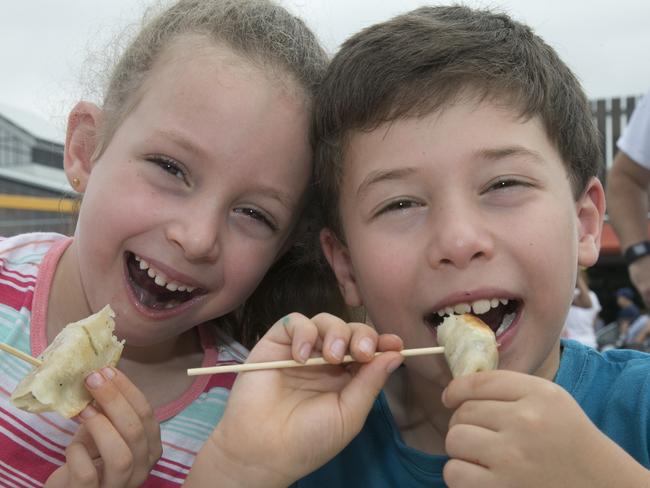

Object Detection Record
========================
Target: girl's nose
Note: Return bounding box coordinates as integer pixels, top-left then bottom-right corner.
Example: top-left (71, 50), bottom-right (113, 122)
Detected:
top-left (166, 210), bottom-right (222, 263)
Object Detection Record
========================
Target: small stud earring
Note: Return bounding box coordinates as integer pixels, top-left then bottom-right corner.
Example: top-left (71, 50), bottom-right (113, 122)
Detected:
top-left (72, 177), bottom-right (80, 188)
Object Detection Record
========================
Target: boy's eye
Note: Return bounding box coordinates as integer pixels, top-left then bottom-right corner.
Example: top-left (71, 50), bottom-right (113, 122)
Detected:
top-left (485, 178), bottom-right (531, 193)
top-left (147, 155), bottom-right (187, 182)
top-left (377, 199), bottom-right (422, 216)
top-left (233, 207), bottom-right (278, 232)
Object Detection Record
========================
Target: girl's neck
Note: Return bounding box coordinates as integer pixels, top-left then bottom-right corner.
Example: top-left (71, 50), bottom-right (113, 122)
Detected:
top-left (46, 240), bottom-right (205, 409)
top-left (384, 365), bottom-right (453, 456)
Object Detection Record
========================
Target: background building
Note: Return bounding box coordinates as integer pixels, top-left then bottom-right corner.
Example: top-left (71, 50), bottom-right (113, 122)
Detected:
top-left (0, 103), bottom-right (75, 236)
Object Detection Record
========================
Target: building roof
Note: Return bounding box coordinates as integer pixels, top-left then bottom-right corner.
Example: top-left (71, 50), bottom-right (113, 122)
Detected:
top-left (0, 102), bottom-right (64, 144)
top-left (0, 163), bottom-right (72, 193)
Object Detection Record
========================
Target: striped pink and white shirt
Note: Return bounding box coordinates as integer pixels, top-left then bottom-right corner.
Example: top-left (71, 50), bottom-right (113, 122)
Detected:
top-left (0, 232), bottom-right (246, 487)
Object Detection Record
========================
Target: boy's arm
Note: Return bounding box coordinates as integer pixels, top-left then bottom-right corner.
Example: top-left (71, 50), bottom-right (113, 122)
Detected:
top-left (442, 370), bottom-right (650, 487)
top-left (185, 313), bottom-right (404, 487)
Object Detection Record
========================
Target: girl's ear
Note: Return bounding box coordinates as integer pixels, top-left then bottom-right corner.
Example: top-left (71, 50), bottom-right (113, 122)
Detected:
top-left (64, 101), bottom-right (103, 192)
top-left (577, 177), bottom-right (606, 268)
top-left (320, 228), bottom-right (363, 307)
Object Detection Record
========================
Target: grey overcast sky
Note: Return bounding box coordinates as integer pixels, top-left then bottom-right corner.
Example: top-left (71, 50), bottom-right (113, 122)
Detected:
top-left (1, 0), bottom-right (649, 138)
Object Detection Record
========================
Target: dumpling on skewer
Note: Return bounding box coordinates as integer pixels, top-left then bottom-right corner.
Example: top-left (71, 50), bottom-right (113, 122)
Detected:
top-left (11, 305), bottom-right (124, 418)
top-left (437, 313), bottom-right (498, 378)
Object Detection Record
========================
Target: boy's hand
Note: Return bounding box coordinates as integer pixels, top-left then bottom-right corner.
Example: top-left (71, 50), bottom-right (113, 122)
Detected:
top-left (442, 370), bottom-right (647, 488)
top-left (186, 312), bottom-right (404, 488)
top-left (45, 368), bottom-right (162, 488)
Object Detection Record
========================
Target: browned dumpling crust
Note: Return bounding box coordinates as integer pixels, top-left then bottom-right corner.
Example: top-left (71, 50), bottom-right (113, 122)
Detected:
top-left (437, 313), bottom-right (498, 378)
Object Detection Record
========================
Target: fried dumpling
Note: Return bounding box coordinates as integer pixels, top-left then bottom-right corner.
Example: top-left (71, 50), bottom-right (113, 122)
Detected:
top-left (437, 313), bottom-right (498, 378)
top-left (11, 305), bottom-right (124, 418)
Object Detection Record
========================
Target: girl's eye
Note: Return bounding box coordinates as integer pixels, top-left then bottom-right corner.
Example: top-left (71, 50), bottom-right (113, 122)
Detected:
top-left (148, 155), bottom-right (187, 181)
top-left (234, 207), bottom-right (278, 232)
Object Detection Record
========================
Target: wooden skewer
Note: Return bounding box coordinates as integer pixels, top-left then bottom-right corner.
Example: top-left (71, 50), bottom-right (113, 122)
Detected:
top-left (0, 343), bottom-right (42, 367)
top-left (187, 346), bottom-right (444, 376)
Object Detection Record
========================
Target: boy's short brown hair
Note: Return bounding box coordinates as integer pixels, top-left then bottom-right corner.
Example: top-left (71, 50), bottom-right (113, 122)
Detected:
top-left (314, 5), bottom-right (602, 237)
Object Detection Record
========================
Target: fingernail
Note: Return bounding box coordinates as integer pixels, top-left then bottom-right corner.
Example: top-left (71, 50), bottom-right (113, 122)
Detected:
top-left (86, 372), bottom-right (105, 389)
top-left (101, 367), bottom-right (115, 379)
top-left (298, 343), bottom-right (312, 363)
top-left (386, 358), bottom-right (403, 374)
top-left (359, 337), bottom-right (374, 356)
top-left (441, 387), bottom-right (448, 404)
top-left (331, 339), bottom-right (346, 360)
top-left (79, 404), bottom-right (98, 420)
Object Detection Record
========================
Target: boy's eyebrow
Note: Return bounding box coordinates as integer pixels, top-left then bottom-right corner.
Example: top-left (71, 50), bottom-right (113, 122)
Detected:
top-left (475, 146), bottom-right (545, 164)
top-left (356, 167), bottom-right (418, 199)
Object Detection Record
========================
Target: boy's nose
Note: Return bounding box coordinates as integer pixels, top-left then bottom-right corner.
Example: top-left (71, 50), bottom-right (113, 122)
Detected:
top-left (427, 205), bottom-right (494, 270)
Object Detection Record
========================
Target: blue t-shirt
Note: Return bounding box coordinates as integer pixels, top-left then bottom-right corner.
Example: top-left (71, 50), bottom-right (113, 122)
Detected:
top-left (294, 340), bottom-right (650, 487)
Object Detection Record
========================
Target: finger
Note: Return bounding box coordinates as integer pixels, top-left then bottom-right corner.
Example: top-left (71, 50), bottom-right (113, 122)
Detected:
top-left (311, 313), bottom-right (354, 363)
top-left (376, 333), bottom-right (404, 353)
top-left (448, 399), bottom-right (510, 432)
top-left (338, 350), bottom-right (403, 430)
top-left (443, 457), bottom-right (495, 488)
top-left (99, 368), bottom-right (162, 464)
top-left (443, 370), bottom-right (547, 408)
top-left (347, 323), bottom-right (379, 362)
top-left (63, 441), bottom-right (99, 487)
top-left (78, 412), bottom-right (132, 488)
top-left (246, 312), bottom-right (316, 363)
top-left (445, 423), bottom-right (498, 466)
top-left (84, 367), bottom-right (160, 483)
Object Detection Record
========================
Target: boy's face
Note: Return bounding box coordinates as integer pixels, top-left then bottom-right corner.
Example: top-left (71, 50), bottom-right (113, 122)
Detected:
top-left (323, 100), bottom-right (604, 384)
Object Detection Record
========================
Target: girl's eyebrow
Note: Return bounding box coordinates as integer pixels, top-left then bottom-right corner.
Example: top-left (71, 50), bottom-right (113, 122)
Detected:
top-left (356, 167), bottom-right (417, 199)
top-left (151, 129), bottom-right (208, 159)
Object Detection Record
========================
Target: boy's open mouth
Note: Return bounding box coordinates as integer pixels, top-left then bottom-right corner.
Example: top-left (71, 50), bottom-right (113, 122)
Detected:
top-left (125, 252), bottom-right (205, 310)
top-left (425, 298), bottom-right (520, 337)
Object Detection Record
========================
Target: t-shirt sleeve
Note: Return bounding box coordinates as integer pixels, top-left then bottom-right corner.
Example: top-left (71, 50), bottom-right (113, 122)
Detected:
top-left (618, 90), bottom-right (650, 168)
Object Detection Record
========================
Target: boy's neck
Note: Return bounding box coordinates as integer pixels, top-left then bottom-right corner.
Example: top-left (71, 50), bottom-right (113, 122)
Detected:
top-left (384, 366), bottom-right (452, 456)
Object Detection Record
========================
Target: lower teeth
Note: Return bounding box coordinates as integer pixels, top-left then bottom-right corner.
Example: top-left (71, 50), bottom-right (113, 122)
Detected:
top-left (495, 312), bottom-right (516, 336)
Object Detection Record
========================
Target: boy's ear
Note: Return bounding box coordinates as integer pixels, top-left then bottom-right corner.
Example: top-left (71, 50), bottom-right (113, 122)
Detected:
top-left (576, 177), bottom-right (606, 268)
top-left (320, 228), bottom-right (363, 308)
top-left (64, 101), bottom-right (103, 193)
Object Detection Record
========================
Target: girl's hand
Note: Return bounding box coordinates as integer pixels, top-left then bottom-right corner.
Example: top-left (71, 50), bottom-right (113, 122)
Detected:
top-left (442, 370), bottom-right (648, 488)
top-left (186, 312), bottom-right (404, 488)
top-left (45, 368), bottom-right (162, 488)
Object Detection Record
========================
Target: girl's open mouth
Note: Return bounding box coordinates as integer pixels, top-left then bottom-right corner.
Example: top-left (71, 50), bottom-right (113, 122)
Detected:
top-left (125, 252), bottom-right (205, 310)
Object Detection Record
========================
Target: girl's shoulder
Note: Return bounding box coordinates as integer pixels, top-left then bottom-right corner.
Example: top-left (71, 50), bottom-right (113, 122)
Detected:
top-left (0, 232), bottom-right (67, 262)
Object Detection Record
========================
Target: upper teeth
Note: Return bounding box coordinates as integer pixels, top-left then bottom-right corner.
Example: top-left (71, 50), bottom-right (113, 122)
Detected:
top-left (436, 298), bottom-right (508, 317)
top-left (134, 256), bottom-right (196, 293)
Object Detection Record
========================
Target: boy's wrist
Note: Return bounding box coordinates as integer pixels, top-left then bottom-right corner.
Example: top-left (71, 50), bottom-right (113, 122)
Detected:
top-left (187, 429), bottom-right (290, 488)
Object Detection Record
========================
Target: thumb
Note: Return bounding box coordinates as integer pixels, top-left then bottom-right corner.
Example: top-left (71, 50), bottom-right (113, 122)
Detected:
top-left (44, 465), bottom-right (69, 487)
top-left (339, 351), bottom-right (403, 430)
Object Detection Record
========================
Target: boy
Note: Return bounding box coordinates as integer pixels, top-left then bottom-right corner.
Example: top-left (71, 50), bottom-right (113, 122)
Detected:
top-left (187, 5), bottom-right (650, 487)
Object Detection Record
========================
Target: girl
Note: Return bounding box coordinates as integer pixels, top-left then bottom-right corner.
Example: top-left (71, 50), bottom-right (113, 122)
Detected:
top-left (0, 0), bottom-right (331, 486)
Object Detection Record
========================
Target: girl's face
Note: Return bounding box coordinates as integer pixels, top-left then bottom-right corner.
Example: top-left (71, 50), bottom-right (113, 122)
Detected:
top-left (66, 39), bottom-right (311, 346)
top-left (323, 100), bottom-right (603, 388)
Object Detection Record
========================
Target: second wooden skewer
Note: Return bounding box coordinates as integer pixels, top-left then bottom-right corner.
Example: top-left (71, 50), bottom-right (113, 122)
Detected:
top-left (187, 346), bottom-right (444, 376)
top-left (0, 343), bottom-right (42, 367)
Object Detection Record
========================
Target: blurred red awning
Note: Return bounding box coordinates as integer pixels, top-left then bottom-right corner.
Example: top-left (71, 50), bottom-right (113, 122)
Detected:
top-left (599, 222), bottom-right (650, 255)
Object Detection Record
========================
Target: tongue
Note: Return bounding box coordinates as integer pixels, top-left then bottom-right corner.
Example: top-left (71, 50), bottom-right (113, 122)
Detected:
top-left (474, 307), bottom-right (505, 333)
